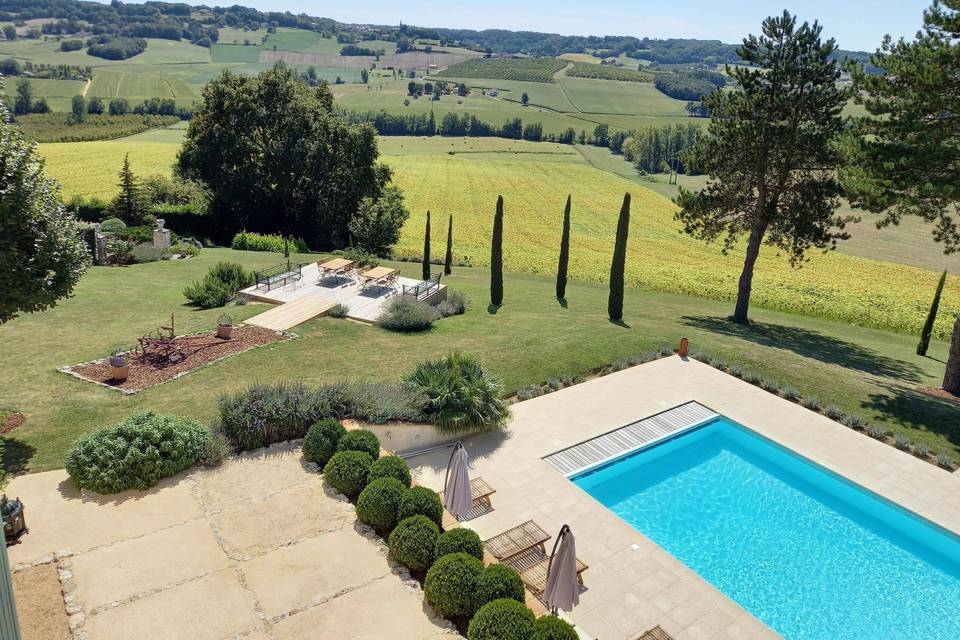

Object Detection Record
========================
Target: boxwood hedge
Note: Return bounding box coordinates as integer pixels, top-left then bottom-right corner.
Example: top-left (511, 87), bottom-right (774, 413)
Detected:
top-left (388, 515), bottom-right (439, 571)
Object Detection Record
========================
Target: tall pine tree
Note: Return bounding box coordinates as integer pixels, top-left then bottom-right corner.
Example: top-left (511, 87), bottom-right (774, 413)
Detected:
top-left (556, 195), bottom-right (571, 301)
top-left (422, 210), bottom-right (431, 280)
top-left (444, 214), bottom-right (453, 275)
top-left (490, 196), bottom-right (504, 306)
top-left (918, 269), bottom-right (947, 356)
top-left (608, 193), bottom-right (630, 322)
top-left (844, 1), bottom-right (960, 393)
top-left (676, 12), bottom-right (850, 325)
top-left (115, 153), bottom-right (144, 224)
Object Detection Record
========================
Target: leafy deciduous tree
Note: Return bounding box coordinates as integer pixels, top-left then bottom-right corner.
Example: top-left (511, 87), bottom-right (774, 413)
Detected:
top-left (1, 102), bottom-right (89, 323)
top-left (347, 186), bottom-right (410, 257)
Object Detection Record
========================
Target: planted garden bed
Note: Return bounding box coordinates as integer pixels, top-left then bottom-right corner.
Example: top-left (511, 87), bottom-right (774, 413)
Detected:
top-left (61, 325), bottom-right (291, 393)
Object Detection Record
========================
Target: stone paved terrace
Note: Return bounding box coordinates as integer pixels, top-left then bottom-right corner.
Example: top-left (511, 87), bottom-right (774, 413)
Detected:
top-left (407, 356), bottom-right (960, 640)
top-left (6, 444), bottom-right (456, 640)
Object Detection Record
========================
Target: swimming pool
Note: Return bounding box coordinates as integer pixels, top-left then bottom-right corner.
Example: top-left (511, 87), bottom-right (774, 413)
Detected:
top-left (572, 416), bottom-right (960, 640)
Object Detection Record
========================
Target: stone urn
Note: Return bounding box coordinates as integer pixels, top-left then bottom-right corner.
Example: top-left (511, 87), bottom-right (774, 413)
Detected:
top-left (109, 350), bottom-right (129, 381)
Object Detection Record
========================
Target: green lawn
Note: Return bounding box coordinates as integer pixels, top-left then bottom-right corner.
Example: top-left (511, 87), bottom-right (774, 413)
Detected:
top-left (210, 43), bottom-right (262, 63)
top-left (1, 248), bottom-right (957, 481)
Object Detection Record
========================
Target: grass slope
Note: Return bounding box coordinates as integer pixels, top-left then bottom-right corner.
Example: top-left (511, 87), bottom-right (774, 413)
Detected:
top-left (0, 249), bottom-right (956, 478)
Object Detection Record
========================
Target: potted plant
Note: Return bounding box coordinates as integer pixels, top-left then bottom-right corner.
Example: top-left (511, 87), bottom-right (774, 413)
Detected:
top-left (2, 495), bottom-right (27, 544)
top-left (109, 348), bottom-right (129, 381)
top-left (217, 313), bottom-right (234, 339)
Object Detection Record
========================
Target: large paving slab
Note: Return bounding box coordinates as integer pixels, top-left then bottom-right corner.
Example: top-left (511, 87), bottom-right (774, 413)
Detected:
top-left (270, 574), bottom-right (454, 640)
top-left (7, 470), bottom-right (202, 566)
top-left (69, 518), bottom-right (229, 612)
top-left (79, 569), bottom-right (260, 640)
top-left (241, 527), bottom-right (391, 619)
top-left (408, 356), bottom-right (960, 640)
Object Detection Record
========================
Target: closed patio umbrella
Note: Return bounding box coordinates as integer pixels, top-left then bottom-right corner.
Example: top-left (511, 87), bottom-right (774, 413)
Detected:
top-left (443, 442), bottom-right (472, 519)
top-left (544, 524), bottom-right (579, 613)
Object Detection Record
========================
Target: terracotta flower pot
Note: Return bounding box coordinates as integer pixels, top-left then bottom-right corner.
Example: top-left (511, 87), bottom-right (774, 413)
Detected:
top-left (110, 364), bottom-right (129, 381)
top-left (217, 323), bottom-right (233, 339)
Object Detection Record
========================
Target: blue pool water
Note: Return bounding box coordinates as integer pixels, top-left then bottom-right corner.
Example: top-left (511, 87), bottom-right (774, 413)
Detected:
top-left (573, 417), bottom-right (960, 640)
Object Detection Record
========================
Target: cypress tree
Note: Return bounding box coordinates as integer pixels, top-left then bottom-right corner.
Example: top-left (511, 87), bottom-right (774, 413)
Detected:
top-left (608, 193), bottom-right (630, 322)
top-left (556, 195), bottom-right (571, 301)
top-left (422, 210), bottom-right (431, 280)
top-left (444, 214), bottom-right (453, 275)
top-left (490, 196), bottom-right (504, 306)
top-left (918, 269), bottom-right (947, 356)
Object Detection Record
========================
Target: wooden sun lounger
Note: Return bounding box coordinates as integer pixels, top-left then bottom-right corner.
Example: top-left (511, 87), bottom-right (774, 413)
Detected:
top-left (357, 266), bottom-right (400, 291)
top-left (483, 520), bottom-right (550, 562)
top-left (317, 258), bottom-right (355, 281)
top-left (502, 547), bottom-right (588, 598)
top-left (634, 626), bottom-right (675, 640)
top-left (439, 476), bottom-right (496, 510)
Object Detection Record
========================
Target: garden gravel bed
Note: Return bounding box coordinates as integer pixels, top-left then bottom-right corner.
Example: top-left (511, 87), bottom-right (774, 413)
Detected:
top-left (61, 325), bottom-right (291, 393)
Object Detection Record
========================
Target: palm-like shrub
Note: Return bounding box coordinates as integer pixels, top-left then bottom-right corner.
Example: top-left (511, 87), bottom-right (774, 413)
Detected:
top-left (435, 528), bottom-right (483, 561)
top-left (424, 552), bottom-right (484, 617)
top-left (468, 599), bottom-right (535, 640)
top-left (476, 563), bottom-right (525, 607)
top-left (323, 450), bottom-right (374, 498)
top-left (367, 455), bottom-right (412, 487)
top-left (398, 485), bottom-right (444, 525)
top-left (356, 477), bottom-right (407, 531)
top-left (302, 418), bottom-right (347, 468)
top-left (532, 615), bottom-right (579, 640)
top-left (388, 515), bottom-right (439, 571)
top-left (404, 351), bottom-right (509, 432)
top-left (66, 411), bottom-right (207, 494)
top-left (336, 429), bottom-right (380, 459)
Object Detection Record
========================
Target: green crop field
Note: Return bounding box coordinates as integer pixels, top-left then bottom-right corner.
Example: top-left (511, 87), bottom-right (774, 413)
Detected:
top-left (558, 76), bottom-right (689, 116)
top-left (263, 27), bottom-right (328, 52)
top-left (39, 132), bottom-right (959, 339)
top-left (216, 26), bottom-right (270, 44)
top-left (564, 62), bottom-right (653, 82)
top-left (210, 43), bottom-right (262, 63)
top-left (4, 77), bottom-right (86, 112)
top-left (436, 58), bottom-right (567, 82)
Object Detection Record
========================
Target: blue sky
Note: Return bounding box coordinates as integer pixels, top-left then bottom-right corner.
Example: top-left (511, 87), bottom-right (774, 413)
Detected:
top-left (215, 0), bottom-right (931, 51)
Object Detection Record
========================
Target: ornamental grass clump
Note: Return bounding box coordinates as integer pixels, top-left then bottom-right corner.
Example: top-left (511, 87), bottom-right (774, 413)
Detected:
top-left (404, 351), bottom-right (509, 432)
top-left (388, 515), bottom-right (439, 572)
top-left (302, 418), bottom-right (347, 468)
top-left (435, 528), bottom-right (484, 562)
top-left (824, 404), bottom-right (845, 420)
top-left (66, 411), bottom-right (207, 494)
top-left (367, 455), bottom-right (412, 487)
top-left (323, 450), bottom-right (374, 498)
top-left (468, 599), bottom-right (535, 640)
top-left (218, 382), bottom-right (331, 451)
top-left (376, 296), bottom-right (440, 332)
top-left (800, 395), bottom-right (822, 411)
top-left (424, 552), bottom-right (484, 617)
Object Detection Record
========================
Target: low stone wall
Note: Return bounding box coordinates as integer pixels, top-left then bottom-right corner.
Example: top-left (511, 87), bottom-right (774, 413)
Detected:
top-left (360, 422), bottom-right (464, 455)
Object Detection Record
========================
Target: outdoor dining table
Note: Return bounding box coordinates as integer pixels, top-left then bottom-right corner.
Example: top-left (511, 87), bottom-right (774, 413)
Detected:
top-left (357, 266), bottom-right (400, 291)
top-left (317, 258), bottom-right (355, 281)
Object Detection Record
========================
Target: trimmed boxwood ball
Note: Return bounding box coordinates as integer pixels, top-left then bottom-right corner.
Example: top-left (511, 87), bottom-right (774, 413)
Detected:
top-left (424, 552), bottom-right (484, 617)
top-left (532, 615), bottom-right (579, 640)
top-left (467, 598), bottom-right (535, 640)
top-left (356, 477), bottom-right (407, 531)
top-left (367, 454), bottom-right (412, 487)
top-left (302, 418), bottom-right (347, 468)
top-left (336, 429), bottom-right (381, 459)
top-left (435, 528), bottom-right (483, 561)
top-left (388, 515), bottom-right (439, 571)
top-left (398, 485), bottom-right (444, 525)
top-left (323, 450), bottom-right (374, 498)
top-left (477, 563), bottom-right (525, 607)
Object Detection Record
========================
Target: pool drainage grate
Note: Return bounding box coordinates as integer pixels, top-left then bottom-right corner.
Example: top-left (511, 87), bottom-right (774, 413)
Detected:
top-left (543, 401), bottom-right (718, 476)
